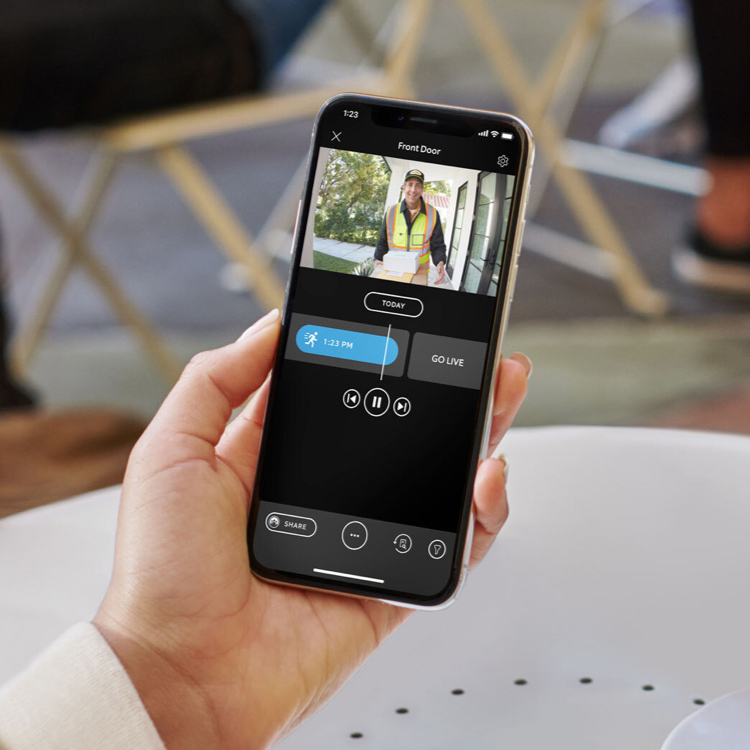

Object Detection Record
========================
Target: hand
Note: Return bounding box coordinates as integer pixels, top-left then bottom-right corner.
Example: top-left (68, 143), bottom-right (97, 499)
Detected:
top-left (93, 309), bottom-right (530, 750)
top-left (374, 259), bottom-right (383, 266)
top-left (435, 260), bottom-right (445, 284)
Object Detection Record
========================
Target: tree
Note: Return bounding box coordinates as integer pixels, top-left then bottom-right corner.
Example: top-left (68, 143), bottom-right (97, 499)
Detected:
top-left (423, 180), bottom-right (451, 232)
top-left (314, 150), bottom-right (390, 246)
top-left (423, 180), bottom-right (451, 196)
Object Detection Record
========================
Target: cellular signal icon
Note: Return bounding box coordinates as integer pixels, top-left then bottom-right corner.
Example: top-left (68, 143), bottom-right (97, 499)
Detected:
top-left (478, 130), bottom-right (490, 137)
top-left (491, 130), bottom-right (499, 138)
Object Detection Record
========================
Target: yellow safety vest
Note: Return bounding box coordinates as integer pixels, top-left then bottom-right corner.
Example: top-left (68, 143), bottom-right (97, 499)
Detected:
top-left (385, 201), bottom-right (437, 264)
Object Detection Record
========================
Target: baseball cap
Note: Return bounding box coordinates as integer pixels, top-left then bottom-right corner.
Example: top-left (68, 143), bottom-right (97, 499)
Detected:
top-left (403, 169), bottom-right (425, 184)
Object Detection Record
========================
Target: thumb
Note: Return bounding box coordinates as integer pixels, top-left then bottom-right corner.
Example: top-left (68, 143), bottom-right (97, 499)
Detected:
top-left (135, 310), bottom-right (280, 471)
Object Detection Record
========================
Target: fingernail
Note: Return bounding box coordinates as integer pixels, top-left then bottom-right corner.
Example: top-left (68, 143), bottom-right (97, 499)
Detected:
top-left (510, 352), bottom-right (532, 379)
top-left (491, 449), bottom-right (509, 481)
top-left (238, 309), bottom-right (280, 341)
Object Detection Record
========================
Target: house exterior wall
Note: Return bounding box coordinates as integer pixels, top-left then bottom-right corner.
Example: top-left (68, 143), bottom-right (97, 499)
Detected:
top-left (448, 171), bottom-right (479, 289)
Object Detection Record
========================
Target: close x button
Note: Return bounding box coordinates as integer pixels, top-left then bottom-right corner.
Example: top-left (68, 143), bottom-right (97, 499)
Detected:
top-left (364, 292), bottom-right (423, 318)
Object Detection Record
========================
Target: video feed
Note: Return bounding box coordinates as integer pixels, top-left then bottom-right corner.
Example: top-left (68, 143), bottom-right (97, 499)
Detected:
top-left (299, 148), bottom-right (516, 296)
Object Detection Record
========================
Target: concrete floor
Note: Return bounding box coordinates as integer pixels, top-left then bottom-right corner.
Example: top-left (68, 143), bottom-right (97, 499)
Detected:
top-left (3, 0), bottom-right (750, 433)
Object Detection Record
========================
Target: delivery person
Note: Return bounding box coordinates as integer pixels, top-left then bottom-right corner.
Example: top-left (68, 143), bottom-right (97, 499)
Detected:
top-left (374, 169), bottom-right (447, 284)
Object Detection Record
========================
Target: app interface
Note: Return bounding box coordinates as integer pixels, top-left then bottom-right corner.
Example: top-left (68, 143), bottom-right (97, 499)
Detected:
top-left (252, 102), bottom-right (524, 600)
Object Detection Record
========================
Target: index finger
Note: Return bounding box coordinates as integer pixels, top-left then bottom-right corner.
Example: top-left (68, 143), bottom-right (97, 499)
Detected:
top-left (488, 353), bottom-right (530, 454)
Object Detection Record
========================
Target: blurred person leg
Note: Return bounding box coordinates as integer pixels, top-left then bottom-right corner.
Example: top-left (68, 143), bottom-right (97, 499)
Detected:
top-left (0, 303), bottom-right (35, 410)
top-left (675, 0), bottom-right (750, 291)
top-left (0, 235), bottom-right (35, 411)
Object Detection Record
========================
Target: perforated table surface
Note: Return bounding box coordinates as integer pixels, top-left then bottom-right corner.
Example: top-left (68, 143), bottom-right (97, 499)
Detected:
top-left (2, 427), bottom-right (749, 749)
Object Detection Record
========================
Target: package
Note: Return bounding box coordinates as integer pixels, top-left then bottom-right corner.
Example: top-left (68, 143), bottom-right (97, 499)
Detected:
top-left (411, 264), bottom-right (429, 285)
top-left (383, 250), bottom-right (419, 274)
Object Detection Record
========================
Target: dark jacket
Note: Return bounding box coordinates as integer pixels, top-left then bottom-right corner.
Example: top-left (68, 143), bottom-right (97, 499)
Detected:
top-left (0, 0), bottom-right (262, 131)
top-left (374, 198), bottom-right (447, 266)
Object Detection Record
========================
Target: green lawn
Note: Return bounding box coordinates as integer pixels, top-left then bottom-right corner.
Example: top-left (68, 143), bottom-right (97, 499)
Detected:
top-left (313, 251), bottom-right (360, 274)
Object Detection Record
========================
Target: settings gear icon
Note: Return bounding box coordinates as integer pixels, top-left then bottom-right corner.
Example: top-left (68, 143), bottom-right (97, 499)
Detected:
top-left (497, 154), bottom-right (509, 168)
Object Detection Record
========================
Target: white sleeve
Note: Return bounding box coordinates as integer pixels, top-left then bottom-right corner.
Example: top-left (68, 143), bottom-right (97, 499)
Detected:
top-left (0, 622), bottom-right (166, 750)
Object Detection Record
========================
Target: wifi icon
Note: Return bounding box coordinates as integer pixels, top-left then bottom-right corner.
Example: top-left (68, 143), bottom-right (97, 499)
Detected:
top-left (491, 131), bottom-right (499, 138)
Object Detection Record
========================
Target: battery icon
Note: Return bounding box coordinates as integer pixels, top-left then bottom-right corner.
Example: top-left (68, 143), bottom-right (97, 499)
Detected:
top-left (501, 132), bottom-right (514, 140)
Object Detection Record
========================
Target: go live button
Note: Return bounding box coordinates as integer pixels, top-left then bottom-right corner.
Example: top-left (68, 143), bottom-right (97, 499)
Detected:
top-left (407, 333), bottom-right (487, 390)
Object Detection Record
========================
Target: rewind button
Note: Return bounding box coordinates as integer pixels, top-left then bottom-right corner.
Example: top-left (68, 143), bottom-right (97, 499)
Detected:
top-left (343, 389), bottom-right (361, 409)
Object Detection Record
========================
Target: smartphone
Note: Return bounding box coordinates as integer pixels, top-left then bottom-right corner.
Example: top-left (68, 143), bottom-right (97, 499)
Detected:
top-left (247, 94), bottom-right (533, 609)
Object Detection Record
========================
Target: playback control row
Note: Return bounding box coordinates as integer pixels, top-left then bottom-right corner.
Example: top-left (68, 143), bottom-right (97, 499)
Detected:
top-left (342, 387), bottom-right (411, 417)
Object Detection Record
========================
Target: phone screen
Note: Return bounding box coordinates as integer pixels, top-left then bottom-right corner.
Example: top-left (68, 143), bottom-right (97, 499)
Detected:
top-left (249, 96), bottom-right (531, 606)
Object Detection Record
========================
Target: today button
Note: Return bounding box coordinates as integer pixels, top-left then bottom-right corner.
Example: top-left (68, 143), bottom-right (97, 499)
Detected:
top-left (364, 292), bottom-right (424, 318)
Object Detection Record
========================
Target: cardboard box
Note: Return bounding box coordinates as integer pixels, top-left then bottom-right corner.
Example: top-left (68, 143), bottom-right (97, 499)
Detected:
top-left (411, 263), bottom-right (429, 285)
top-left (377, 270), bottom-right (414, 283)
top-left (383, 250), bottom-right (419, 274)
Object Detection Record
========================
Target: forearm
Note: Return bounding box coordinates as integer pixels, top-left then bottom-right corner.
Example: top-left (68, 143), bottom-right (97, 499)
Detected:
top-left (374, 220), bottom-right (388, 260)
top-left (0, 623), bottom-right (165, 750)
top-left (430, 222), bottom-right (447, 266)
top-left (92, 618), bottom-right (222, 750)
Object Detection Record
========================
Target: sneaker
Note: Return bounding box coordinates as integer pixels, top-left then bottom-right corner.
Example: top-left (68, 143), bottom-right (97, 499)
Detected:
top-left (673, 229), bottom-right (750, 293)
top-left (0, 376), bottom-right (36, 412)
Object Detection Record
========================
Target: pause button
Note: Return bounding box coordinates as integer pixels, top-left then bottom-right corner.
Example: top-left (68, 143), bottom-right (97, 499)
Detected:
top-left (364, 388), bottom-right (390, 417)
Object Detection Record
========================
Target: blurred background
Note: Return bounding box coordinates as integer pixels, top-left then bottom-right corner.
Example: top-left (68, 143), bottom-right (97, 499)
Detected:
top-left (2, 0), bottom-right (749, 508)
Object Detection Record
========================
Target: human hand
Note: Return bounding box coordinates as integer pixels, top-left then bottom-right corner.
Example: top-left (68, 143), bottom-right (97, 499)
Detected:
top-left (436, 261), bottom-right (445, 284)
top-left (374, 259), bottom-right (383, 266)
top-left (93, 310), bottom-right (530, 750)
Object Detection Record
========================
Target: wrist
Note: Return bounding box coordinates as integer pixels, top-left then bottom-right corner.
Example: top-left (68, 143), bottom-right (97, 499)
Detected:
top-left (93, 615), bottom-right (222, 750)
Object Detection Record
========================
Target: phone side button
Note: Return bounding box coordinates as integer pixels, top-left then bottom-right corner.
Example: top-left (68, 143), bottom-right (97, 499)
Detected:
top-left (508, 263), bottom-right (519, 303)
top-left (290, 200), bottom-right (302, 256)
top-left (515, 219), bottom-right (526, 259)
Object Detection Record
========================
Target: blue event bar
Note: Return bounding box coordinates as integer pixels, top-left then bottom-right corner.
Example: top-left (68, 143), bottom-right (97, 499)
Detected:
top-left (296, 325), bottom-right (398, 366)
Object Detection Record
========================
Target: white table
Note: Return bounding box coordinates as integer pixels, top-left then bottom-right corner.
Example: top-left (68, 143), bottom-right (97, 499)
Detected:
top-left (2, 427), bottom-right (749, 749)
